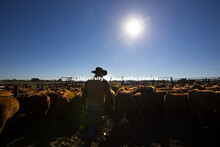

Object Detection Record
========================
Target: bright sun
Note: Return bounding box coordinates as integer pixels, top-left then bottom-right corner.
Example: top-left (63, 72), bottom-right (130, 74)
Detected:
top-left (124, 18), bottom-right (143, 38)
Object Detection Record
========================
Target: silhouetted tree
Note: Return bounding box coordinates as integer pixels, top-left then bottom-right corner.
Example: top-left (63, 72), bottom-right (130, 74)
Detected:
top-left (31, 78), bottom-right (41, 82)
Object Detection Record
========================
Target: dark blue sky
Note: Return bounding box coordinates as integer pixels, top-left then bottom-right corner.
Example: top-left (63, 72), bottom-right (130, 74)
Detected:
top-left (1, 0), bottom-right (220, 79)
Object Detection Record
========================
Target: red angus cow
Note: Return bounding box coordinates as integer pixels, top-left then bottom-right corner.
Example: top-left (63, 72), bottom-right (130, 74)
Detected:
top-left (68, 90), bottom-right (85, 122)
top-left (164, 93), bottom-right (191, 121)
top-left (20, 93), bottom-right (50, 118)
top-left (190, 84), bottom-right (206, 90)
top-left (0, 90), bottom-right (13, 97)
top-left (188, 90), bottom-right (216, 127)
top-left (115, 89), bottom-right (133, 122)
top-left (137, 86), bottom-right (155, 119)
top-left (0, 96), bottom-right (19, 134)
top-left (151, 90), bottom-right (167, 120)
top-left (131, 92), bottom-right (145, 123)
top-left (44, 91), bottom-right (63, 120)
top-left (111, 85), bottom-right (120, 94)
top-left (56, 89), bottom-right (76, 120)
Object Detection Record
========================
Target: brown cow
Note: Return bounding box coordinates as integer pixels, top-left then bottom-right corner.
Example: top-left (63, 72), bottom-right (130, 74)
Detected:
top-left (20, 93), bottom-right (50, 118)
top-left (111, 85), bottom-right (120, 94)
top-left (158, 87), bottom-right (173, 91)
top-left (68, 89), bottom-right (87, 123)
top-left (60, 89), bottom-right (76, 103)
top-left (155, 84), bottom-right (167, 88)
top-left (19, 88), bottom-right (39, 96)
top-left (164, 93), bottom-right (191, 121)
top-left (0, 90), bottom-right (13, 97)
top-left (174, 87), bottom-right (190, 93)
top-left (136, 86), bottom-right (155, 120)
top-left (53, 89), bottom-right (76, 120)
top-left (131, 92), bottom-right (145, 123)
top-left (115, 89), bottom-right (133, 123)
top-left (212, 91), bottom-right (220, 122)
top-left (44, 91), bottom-right (63, 120)
top-left (0, 96), bottom-right (19, 134)
top-left (190, 84), bottom-right (206, 90)
top-left (151, 90), bottom-right (167, 120)
top-left (166, 89), bottom-right (184, 93)
top-left (188, 90), bottom-right (216, 127)
top-left (46, 89), bottom-right (83, 122)
top-left (156, 86), bottom-right (186, 94)
top-left (60, 90), bottom-right (76, 120)
top-left (206, 85), bottom-right (220, 91)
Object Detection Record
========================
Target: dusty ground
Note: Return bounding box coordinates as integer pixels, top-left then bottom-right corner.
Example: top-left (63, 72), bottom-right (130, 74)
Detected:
top-left (0, 113), bottom-right (220, 147)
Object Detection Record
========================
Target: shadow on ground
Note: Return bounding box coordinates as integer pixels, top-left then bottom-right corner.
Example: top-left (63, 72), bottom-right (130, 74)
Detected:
top-left (1, 115), bottom-right (220, 147)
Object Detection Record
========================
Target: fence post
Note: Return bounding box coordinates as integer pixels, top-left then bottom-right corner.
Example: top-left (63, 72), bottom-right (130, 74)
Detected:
top-left (37, 83), bottom-right (40, 88)
top-left (13, 85), bottom-right (18, 98)
top-left (41, 83), bottom-right (44, 91)
top-left (171, 77), bottom-right (173, 86)
top-left (121, 76), bottom-right (124, 86)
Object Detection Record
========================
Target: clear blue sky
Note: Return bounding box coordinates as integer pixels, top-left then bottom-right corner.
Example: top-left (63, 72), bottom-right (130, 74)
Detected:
top-left (1, 0), bottom-right (220, 80)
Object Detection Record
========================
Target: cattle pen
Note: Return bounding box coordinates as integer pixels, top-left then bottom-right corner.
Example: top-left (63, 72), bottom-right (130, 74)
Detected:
top-left (1, 76), bottom-right (220, 95)
top-left (1, 76), bottom-right (220, 146)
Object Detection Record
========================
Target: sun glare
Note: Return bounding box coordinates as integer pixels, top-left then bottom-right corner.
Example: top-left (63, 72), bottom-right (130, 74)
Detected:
top-left (124, 18), bottom-right (144, 38)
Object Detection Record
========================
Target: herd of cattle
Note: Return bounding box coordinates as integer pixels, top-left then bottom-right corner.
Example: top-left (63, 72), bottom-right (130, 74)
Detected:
top-left (0, 86), bottom-right (84, 135)
top-left (0, 82), bottom-right (220, 136)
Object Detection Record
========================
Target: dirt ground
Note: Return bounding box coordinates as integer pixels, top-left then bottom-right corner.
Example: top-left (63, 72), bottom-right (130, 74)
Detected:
top-left (0, 113), bottom-right (220, 147)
